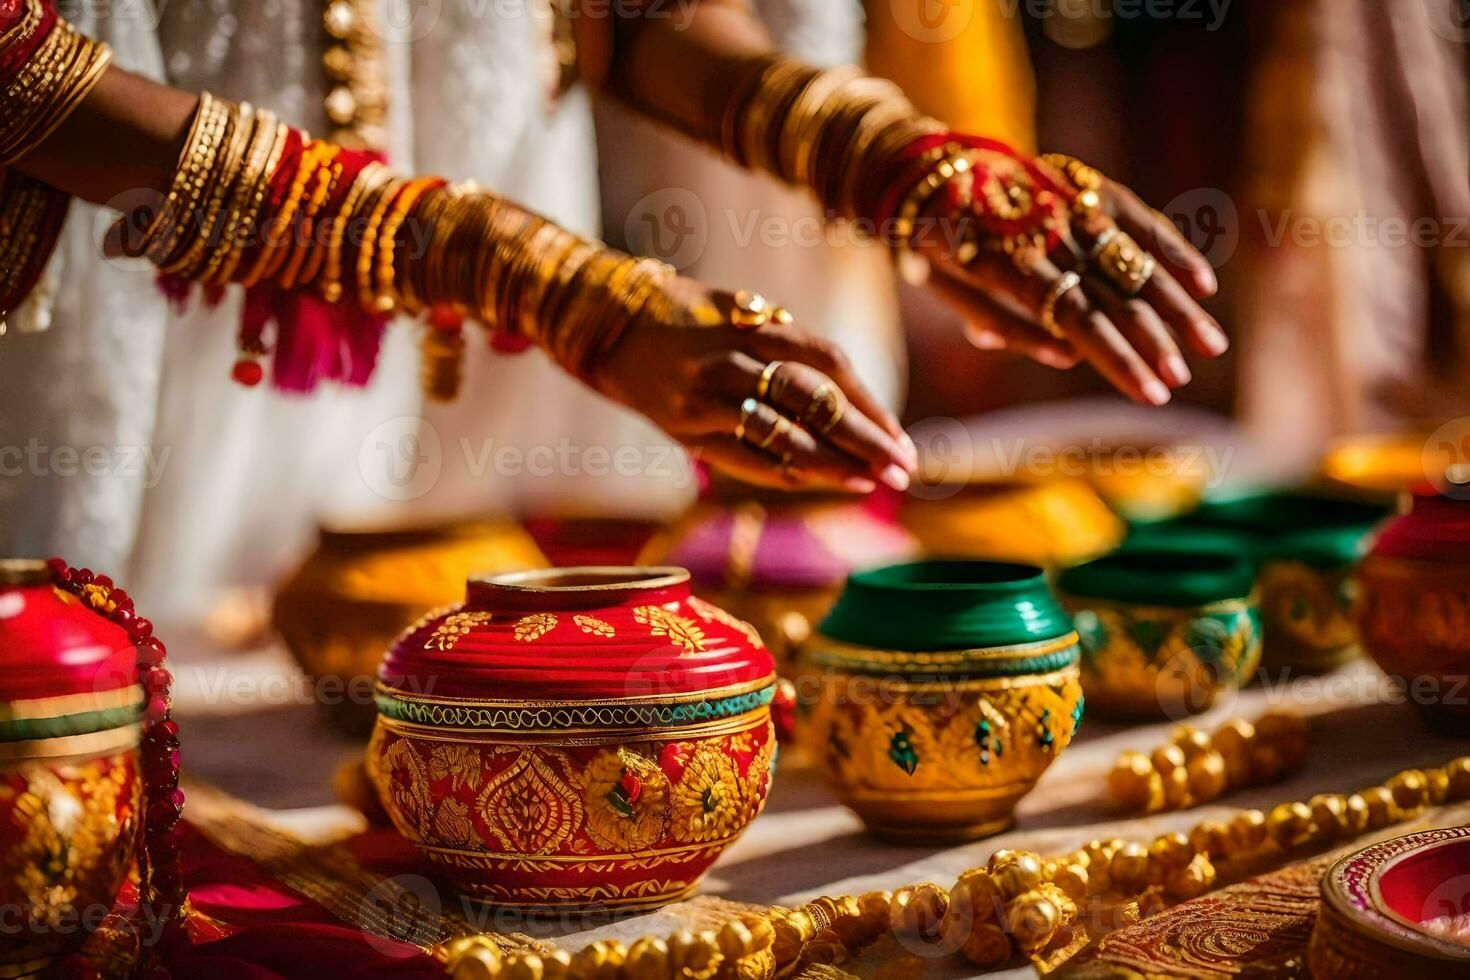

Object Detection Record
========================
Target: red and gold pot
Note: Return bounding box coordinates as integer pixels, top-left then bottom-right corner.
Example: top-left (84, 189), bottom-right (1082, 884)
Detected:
top-left (1356, 487), bottom-right (1470, 730)
top-left (0, 559), bottom-right (145, 975)
top-left (367, 567), bottom-right (777, 913)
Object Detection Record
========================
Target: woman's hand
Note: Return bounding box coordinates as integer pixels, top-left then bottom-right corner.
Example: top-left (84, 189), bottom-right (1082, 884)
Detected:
top-left (593, 276), bottom-right (917, 494)
top-left (914, 173), bottom-right (1228, 407)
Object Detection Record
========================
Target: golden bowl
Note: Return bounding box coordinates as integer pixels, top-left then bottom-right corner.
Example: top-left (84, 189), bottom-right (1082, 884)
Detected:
top-left (272, 519), bottom-right (547, 734)
top-left (899, 478), bottom-right (1124, 568)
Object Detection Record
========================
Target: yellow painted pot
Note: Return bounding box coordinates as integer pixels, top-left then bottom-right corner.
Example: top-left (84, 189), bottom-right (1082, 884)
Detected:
top-left (899, 479), bottom-right (1124, 568)
top-left (272, 520), bottom-right (547, 734)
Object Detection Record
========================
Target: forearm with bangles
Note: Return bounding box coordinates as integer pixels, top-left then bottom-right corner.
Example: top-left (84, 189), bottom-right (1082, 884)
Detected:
top-left (603, 7), bottom-right (1155, 315)
top-left (123, 91), bottom-right (675, 398)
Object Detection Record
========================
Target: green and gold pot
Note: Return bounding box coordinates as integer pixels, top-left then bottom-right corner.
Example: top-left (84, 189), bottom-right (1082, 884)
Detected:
top-left (798, 560), bottom-right (1084, 844)
top-left (1170, 492), bottom-right (1386, 673)
top-left (1058, 550), bottom-right (1262, 719)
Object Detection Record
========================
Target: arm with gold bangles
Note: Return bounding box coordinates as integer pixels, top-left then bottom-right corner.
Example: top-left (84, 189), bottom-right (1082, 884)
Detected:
top-left (582, 1), bottom-right (1231, 407)
top-left (0, 1), bottom-right (916, 495)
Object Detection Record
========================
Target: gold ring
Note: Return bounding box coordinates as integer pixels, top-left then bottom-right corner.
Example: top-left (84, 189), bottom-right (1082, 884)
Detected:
top-left (771, 307), bottom-right (794, 325)
top-left (1039, 270), bottom-right (1082, 340)
top-left (1094, 230), bottom-right (1156, 296)
top-left (802, 381), bottom-right (846, 435)
top-left (1087, 225), bottom-right (1119, 261)
top-left (736, 397), bottom-right (759, 442)
top-left (730, 289), bottom-right (772, 328)
top-left (756, 361), bottom-right (784, 403)
top-left (757, 415), bottom-right (792, 451)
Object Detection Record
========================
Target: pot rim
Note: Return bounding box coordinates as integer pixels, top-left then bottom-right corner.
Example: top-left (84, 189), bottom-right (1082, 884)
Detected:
top-left (472, 566), bottom-right (690, 593)
top-left (0, 558), bottom-right (50, 587)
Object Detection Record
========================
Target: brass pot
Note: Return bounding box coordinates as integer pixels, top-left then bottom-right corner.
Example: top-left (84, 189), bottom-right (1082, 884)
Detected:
top-left (273, 520), bottom-right (546, 734)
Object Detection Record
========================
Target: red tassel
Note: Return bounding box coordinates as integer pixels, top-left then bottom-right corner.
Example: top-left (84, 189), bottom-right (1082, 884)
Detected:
top-left (154, 273), bottom-right (193, 313)
top-left (261, 286), bottom-right (387, 392)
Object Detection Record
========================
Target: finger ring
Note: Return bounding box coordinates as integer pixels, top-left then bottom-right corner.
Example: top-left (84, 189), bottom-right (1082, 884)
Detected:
top-left (756, 360), bottom-right (784, 403)
top-left (1039, 270), bottom-right (1082, 340)
top-left (1087, 225), bottom-right (1119, 261)
top-left (802, 381), bottom-right (846, 435)
top-left (1093, 230), bottom-right (1157, 296)
top-left (757, 414), bottom-right (792, 451)
top-left (730, 289), bottom-right (772, 328)
top-left (736, 397), bottom-right (759, 442)
top-left (771, 306), bottom-right (794, 325)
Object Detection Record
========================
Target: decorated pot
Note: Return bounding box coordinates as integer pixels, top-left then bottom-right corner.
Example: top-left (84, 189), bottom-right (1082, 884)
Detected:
top-left (638, 488), bottom-right (915, 669)
top-left (273, 519), bottom-right (547, 734)
top-left (367, 567), bottom-right (777, 913)
top-left (1309, 826), bottom-right (1470, 978)
top-left (0, 560), bottom-right (143, 974)
top-left (899, 479), bottom-right (1124, 569)
top-left (1157, 492), bottom-right (1385, 673)
top-left (798, 560), bottom-right (1084, 843)
top-left (1357, 487), bottom-right (1470, 730)
top-left (1058, 549), bottom-right (1261, 719)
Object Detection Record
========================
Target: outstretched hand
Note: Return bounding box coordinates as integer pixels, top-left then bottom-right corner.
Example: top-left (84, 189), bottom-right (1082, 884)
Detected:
top-left (594, 276), bottom-right (917, 494)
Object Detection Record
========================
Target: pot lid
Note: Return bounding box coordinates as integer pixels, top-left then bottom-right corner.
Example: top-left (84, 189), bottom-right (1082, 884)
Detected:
top-left (378, 566), bottom-right (775, 701)
top-left (0, 559), bottom-right (138, 702)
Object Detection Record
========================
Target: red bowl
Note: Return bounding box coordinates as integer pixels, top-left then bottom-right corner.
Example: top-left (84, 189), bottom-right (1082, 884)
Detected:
top-left (1311, 827), bottom-right (1470, 977)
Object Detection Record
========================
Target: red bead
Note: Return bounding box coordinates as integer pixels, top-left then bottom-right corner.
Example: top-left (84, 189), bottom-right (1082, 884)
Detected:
top-left (145, 695), bottom-right (169, 723)
top-left (73, 568), bottom-right (93, 586)
top-left (93, 574), bottom-right (113, 590)
top-left (146, 801), bottom-right (179, 832)
top-left (149, 719), bottom-right (180, 740)
top-left (114, 607), bottom-right (135, 628)
top-left (149, 858), bottom-right (183, 897)
top-left (231, 358), bottom-right (264, 387)
top-left (429, 304), bottom-right (464, 331)
top-left (111, 590), bottom-right (134, 613)
top-left (169, 787), bottom-right (186, 811)
top-left (138, 636), bottom-right (166, 666)
top-left (129, 617), bottom-right (154, 641)
top-left (144, 666), bottom-right (172, 695)
top-left (45, 557), bottom-right (69, 580)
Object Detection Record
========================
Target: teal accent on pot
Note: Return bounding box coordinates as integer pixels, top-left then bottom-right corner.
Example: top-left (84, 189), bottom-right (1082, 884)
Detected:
top-left (889, 730), bottom-right (919, 775)
top-left (0, 701), bottom-right (145, 742)
top-left (974, 719), bottom-right (1000, 765)
top-left (820, 560), bottom-right (1074, 651)
top-left (1058, 550), bottom-right (1256, 607)
top-left (1175, 491), bottom-right (1387, 569)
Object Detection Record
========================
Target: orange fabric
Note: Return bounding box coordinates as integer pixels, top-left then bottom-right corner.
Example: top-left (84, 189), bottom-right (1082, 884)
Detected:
top-left (863, 0), bottom-right (1036, 152)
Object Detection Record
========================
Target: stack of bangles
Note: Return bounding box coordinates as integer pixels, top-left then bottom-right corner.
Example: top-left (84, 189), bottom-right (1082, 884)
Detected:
top-left (113, 90), bottom-right (682, 398)
top-left (681, 52), bottom-right (1161, 339)
top-left (0, 0), bottom-right (112, 329)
